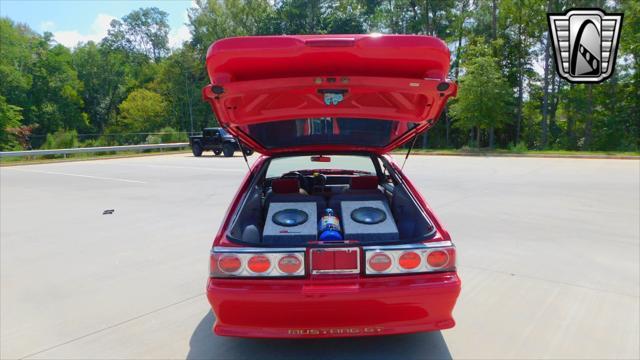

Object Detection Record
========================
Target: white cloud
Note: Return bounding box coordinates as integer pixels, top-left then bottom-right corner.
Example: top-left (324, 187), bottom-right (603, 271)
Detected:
top-left (169, 24), bottom-right (191, 49)
top-left (53, 13), bottom-right (116, 48)
top-left (52, 12), bottom-right (191, 50)
top-left (40, 21), bottom-right (56, 32)
top-left (168, 4), bottom-right (194, 49)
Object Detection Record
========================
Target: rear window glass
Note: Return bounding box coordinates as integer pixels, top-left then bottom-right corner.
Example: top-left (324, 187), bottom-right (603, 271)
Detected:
top-left (241, 118), bottom-right (417, 149)
top-left (266, 155), bottom-right (376, 178)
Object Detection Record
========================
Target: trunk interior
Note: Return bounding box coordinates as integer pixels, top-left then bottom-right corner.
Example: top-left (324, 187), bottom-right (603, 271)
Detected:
top-left (227, 154), bottom-right (435, 247)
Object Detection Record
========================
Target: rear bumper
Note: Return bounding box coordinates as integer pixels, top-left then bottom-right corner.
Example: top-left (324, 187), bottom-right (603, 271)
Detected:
top-left (207, 272), bottom-right (461, 338)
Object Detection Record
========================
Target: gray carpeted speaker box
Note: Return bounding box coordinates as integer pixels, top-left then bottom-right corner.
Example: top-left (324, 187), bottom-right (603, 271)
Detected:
top-left (341, 200), bottom-right (399, 242)
top-left (263, 202), bottom-right (317, 244)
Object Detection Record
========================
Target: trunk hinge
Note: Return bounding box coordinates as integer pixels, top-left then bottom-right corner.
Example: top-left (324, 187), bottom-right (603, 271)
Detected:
top-left (401, 133), bottom-right (419, 171)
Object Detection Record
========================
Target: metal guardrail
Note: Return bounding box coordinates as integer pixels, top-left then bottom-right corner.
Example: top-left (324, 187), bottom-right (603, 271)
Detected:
top-left (0, 143), bottom-right (190, 158)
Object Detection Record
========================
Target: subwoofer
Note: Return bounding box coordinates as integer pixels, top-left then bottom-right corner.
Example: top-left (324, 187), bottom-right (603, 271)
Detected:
top-left (263, 202), bottom-right (317, 244)
top-left (341, 200), bottom-right (399, 242)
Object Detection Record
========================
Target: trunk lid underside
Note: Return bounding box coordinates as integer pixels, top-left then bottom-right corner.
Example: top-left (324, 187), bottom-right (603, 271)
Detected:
top-left (203, 35), bottom-right (457, 155)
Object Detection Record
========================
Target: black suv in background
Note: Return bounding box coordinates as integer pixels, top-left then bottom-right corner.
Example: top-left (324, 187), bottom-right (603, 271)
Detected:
top-left (189, 128), bottom-right (253, 157)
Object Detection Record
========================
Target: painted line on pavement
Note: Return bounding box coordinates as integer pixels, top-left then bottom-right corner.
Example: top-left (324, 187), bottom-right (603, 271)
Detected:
top-left (6, 168), bottom-right (147, 184)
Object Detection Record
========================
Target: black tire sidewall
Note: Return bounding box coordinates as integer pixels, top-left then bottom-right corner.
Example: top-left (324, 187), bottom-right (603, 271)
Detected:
top-left (192, 143), bottom-right (203, 157)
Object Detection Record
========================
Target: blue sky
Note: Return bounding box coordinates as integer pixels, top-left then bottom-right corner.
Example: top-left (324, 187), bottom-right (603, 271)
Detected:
top-left (0, 0), bottom-right (194, 48)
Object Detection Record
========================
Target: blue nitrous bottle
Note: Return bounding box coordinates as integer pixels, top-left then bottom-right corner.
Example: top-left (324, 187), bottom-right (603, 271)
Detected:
top-left (318, 208), bottom-right (343, 241)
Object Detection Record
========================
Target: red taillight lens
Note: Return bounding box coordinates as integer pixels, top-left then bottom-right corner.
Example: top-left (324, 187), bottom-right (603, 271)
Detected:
top-left (398, 251), bottom-right (421, 270)
top-left (210, 250), bottom-right (305, 277)
top-left (368, 252), bottom-right (392, 272)
top-left (278, 255), bottom-right (302, 274)
top-left (218, 254), bottom-right (242, 273)
top-left (364, 243), bottom-right (456, 275)
top-left (426, 250), bottom-right (449, 268)
top-left (247, 255), bottom-right (271, 273)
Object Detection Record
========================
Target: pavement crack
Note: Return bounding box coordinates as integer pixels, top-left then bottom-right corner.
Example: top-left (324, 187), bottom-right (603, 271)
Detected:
top-left (19, 292), bottom-right (205, 359)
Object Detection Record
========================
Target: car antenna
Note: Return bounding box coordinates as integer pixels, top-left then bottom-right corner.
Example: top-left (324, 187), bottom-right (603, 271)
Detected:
top-left (401, 133), bottom-right (419, 171)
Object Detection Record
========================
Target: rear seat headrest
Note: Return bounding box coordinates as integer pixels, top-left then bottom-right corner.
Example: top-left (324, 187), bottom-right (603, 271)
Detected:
top-left (271, 178), bottom-right (300, 194)
top-left (350, 175), bottom-right (379, 190)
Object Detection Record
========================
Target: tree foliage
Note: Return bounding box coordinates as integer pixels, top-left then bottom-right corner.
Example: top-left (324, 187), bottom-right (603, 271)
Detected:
top-left (104, 7), bottom-right (170, 62)
top-left (0, 96), bottom-right (23, 150)
top-left (450, 43), bottom-right (511, 147)
top-left (115, 88), bottom-right (168, 133)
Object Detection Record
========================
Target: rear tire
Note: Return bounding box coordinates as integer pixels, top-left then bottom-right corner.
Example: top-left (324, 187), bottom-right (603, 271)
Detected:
top-left (213, 150), bottom-right (222, 156)
top-left (222, 143), bottom-right (234, 157)
top-left (192, 143), bottom-right (203, 157)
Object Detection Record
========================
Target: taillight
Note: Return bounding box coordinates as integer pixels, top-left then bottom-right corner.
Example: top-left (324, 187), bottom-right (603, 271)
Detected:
top-left (363, 242), bottom-right (456, 275)
top-left (426, 250), bottom-right (449, 268)
top-left (247, 255), bottom-right (271, 273)
top-left (278, 255), bottom-right (303, 274)
top-left (210, 248), bottom-right (305, 278)
top-left (398, 251), bottom-right (421, 270)
top-left (368, 252), bottom-right (392, 272)
top-left (218, 254), bottom-right (242, 274)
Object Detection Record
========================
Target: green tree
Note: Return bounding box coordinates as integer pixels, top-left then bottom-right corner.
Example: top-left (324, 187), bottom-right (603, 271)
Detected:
top-left (41, 129), bottom-right (80, 150)
top-left (450, 44), bottom-right (511, 148)
top-left (0, 19), bottom-right (37, 110)
top-left (112, 89), bottom-right (169, 133)
top-left (0, 96), bottom-right (23, 150)
top-left (324, 0), bottom-right (367, 34)
top-left (152, 46), bottom-right (212, 133)
top-left (0, 18), bottom-right (33, 150)
top-left (26, 42), bottom-right (89, 139)
top-left (72, 41), bottom-right (131, 132)
top-left (104, 7), bottom-right (170, 62)
top-left (369, 0), bottom-right (455, 36)
top-left (487, 0), bottom-right (545, 146)
top-left (618, 0), bottom-right (640, 150)
top-left (275, 0), bottom-right (327, 34)
top-left (189, 0), bottom-right (275, 54)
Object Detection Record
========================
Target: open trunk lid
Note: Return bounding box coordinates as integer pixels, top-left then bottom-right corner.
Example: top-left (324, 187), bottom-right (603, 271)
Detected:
top-left (202, 35), bottom-right (457, 155)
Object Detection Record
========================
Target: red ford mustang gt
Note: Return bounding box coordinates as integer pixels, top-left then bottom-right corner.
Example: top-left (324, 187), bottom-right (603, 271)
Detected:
top-left (202, 34), bottom-right (460, 338)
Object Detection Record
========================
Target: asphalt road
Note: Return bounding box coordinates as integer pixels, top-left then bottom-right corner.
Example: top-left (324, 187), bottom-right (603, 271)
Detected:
top-left (1, 153), bottom-right (638, 359)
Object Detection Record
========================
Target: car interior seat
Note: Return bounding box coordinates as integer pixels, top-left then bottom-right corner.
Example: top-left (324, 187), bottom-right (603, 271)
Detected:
top-left (264, 178), bottom-right (326, 217)
top-left (327, 175), bottom-right (387, 214)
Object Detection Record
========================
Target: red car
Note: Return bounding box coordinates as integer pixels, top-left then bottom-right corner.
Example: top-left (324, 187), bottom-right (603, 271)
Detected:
top-left (202, 34), bottom-right (460, 338)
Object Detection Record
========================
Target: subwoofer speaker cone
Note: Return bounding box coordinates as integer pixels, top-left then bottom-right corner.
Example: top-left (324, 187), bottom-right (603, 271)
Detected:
top-left (350, 206), bottom-right (387, 225)
top-left (272, 209), bottom-right (309, 227)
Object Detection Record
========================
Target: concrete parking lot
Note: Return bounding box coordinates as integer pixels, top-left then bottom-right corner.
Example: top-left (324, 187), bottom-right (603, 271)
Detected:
top-left (1, 153), bottom-right (638, 359)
